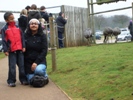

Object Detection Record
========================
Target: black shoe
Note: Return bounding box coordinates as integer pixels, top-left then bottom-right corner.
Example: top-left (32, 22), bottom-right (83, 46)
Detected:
top-left (8, 83), bottom-right (16, 87)
top-left (21, 81), bottom-right (29, 85)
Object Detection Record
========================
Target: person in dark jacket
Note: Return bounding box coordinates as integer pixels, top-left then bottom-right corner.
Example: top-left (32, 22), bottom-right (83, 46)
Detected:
top-left (40, 6), bottom-right (52, 48)
top-left (56, 12), bottom-right (67, 48)
top-left (18, 9), bottom-right (28, 33)
top-left (24, 18), bottom-right (48, 84)
top-left (128, 20), bottom-right (133, 41)
top-left (25, 5), bottom-right (31, 14)
top-left (40, 6), bottom-right (49, 24)
top-left (40, 6), bottom-right (53, 28)
top-left (1, 12), bottom-right (28, 87)
top-left (28, 4), bottom-right (42, 22)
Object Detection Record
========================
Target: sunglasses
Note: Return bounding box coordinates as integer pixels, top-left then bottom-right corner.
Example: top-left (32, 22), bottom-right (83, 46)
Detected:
top-left (30, 22), bottom-right (39, 25)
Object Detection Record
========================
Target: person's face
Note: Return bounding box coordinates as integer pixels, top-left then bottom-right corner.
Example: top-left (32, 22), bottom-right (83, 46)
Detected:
top-left (29, 21), bottom-right (39, 31)
top-left (27, 8), bottom-right (31, 11)
top-left (62, 13), bottom-right (65, 18)
top-left (6, 14), bottom-right (15, 22)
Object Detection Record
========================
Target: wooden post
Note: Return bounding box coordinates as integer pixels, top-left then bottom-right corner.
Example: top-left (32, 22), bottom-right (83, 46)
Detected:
top-left (44, 22), bottom-right (49, 47)
top-left (132, 2), bottom-right (133, 22)
top-left (87, 0), bottom-right (91, 28)
top-left (55, 23), bottom-right (59, 49)
top-left (49, 17), bottom-right (57, 71)
top-left (87, 0), bottom-right (92, 45)
top-left (90, 0), bottom-right (96, 44)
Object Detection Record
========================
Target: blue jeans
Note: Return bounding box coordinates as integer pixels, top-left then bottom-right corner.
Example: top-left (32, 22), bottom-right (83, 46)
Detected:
top-left (58, 32), bottom-right (64, 48)
top-left (7, 51), bottom-right (27, 84)
top-left (26, 64), bottom-right (48, 83)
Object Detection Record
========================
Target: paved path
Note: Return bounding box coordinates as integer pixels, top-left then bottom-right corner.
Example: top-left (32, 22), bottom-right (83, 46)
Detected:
top-left (0, 57), bottom-right (71, 100)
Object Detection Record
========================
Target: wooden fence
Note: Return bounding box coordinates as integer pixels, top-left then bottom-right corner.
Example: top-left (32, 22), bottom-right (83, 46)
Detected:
top-left (47, 5), bottom-right (89, 47)
top-left (60, 5), bottom-right (89, 47)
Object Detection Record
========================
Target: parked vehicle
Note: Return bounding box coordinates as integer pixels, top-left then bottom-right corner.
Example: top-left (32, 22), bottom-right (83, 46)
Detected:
top-left (95, 30), bottom-right (103, 36)
top-left (117, 28), bottom-right (131, 41)
top-left (95, 33), bottom-right (101, 40)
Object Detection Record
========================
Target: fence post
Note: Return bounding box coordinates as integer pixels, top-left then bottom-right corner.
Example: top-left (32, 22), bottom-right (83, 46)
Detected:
top-left (87, 0), bottom-right (91, 28)
top-left (55, 23), bottom-right (59, 49)
top-left (49, 17), bottom-right (57, 71)
top-left (90, 0), bottom-right (96, 44)
top-left (132, 2), bottom-right (133, 22)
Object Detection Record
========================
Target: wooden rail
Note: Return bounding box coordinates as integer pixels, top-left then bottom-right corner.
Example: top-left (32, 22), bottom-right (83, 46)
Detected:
top-left (90, 6), bottom-right (132, 15)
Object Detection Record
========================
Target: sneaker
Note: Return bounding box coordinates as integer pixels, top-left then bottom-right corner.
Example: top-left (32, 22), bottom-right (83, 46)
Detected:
top-left (8, 83), bottom-right (16, 87)
top-left (21, 81), bottom-right (29, 85)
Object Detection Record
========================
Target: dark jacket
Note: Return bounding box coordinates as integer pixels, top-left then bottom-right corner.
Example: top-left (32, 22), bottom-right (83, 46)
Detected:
top-left (18, 15), bottom-right (28, 33)
top-left (1, 22), bottom-right (25, 52)
top-left (28, 10), bottom-right (42, 22)
top-left (24, 32), bottom-right (48, 74)
top-left (40, 11), bottom-right (52, 28)
top-left (128, 22), bottom-right (133, 34)
top-left (56, 16), bottom-right (67, 33)
top-left (40, 11), bottom-right (49, 23)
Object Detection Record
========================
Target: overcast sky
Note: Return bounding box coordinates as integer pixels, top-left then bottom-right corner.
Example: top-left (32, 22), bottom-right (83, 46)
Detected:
top-left (0, 0), bottom-right (132, 21)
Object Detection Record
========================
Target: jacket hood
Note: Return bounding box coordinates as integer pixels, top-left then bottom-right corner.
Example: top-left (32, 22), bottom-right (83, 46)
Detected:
top-left (29, 10), bottom-right (40, 16)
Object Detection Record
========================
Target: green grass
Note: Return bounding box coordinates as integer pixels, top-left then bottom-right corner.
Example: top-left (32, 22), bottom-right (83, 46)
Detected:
top-left (0, 52), bottom-right (5, 59)
top-left (47, 42), bottom-right (133, 100)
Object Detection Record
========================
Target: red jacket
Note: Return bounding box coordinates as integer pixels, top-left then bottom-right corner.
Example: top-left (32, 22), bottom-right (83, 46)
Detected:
top-left (1, 22), bottom-right (25, 52)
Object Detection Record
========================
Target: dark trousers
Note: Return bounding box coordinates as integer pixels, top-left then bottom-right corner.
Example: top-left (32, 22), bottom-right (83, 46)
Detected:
top-left (7, 51), bottom-right (27, 84)
top-left (58, 32), bottom-right (64, 48)
top-left (131, 33), bottom-right (133, 41)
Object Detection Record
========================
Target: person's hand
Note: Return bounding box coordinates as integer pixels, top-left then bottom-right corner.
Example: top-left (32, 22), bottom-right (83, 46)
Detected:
top-left (65, 17), bottom-right (68, 20)
top-left (22, 48), bottom-right (26, 52)
top-left (31, 63), bottom-right (37, 71)
top-left (4, 52), bottom-right (9, 56)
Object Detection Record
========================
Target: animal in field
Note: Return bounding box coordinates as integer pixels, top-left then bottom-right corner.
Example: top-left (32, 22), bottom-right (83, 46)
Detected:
top-left (103, 27), bottom-right (113, 43)
top-left (112, 27), bottom-right (121, 43)
top-left (103, 27), bottom-right (121, 43)
top-left (84, 28), bottom-right (93, 46)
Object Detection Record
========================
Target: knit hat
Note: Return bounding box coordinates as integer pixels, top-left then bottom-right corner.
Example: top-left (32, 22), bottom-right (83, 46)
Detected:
top-left (29, 18), bottom-right (40, 24)
top-left (130, 20), bottom-right (132, 23)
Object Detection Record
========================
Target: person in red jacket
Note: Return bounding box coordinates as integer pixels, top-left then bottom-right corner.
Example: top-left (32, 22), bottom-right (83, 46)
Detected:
top-left (1, 12), bottom-right (28, 87)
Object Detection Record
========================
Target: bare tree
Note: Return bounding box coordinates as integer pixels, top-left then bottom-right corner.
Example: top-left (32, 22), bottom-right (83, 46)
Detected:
top-left (93, 14), bottom-right (131, 31)
top-left (112, 15), bottom-right (130, 28)
top-left (94, 15), bottom-right (106, 30)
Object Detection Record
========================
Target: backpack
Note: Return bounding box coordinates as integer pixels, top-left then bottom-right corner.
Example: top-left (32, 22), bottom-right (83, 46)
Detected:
top-left (30, 75), bottom-right (49, 87)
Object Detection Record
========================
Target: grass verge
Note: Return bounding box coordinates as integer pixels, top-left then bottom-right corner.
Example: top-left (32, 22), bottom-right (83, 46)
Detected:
top-left (47, 42), bottom-right (133, 100)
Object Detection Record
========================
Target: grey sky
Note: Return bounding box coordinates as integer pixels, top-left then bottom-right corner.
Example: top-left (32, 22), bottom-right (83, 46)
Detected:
top-left (0, 0), bottom-right (132, 21)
